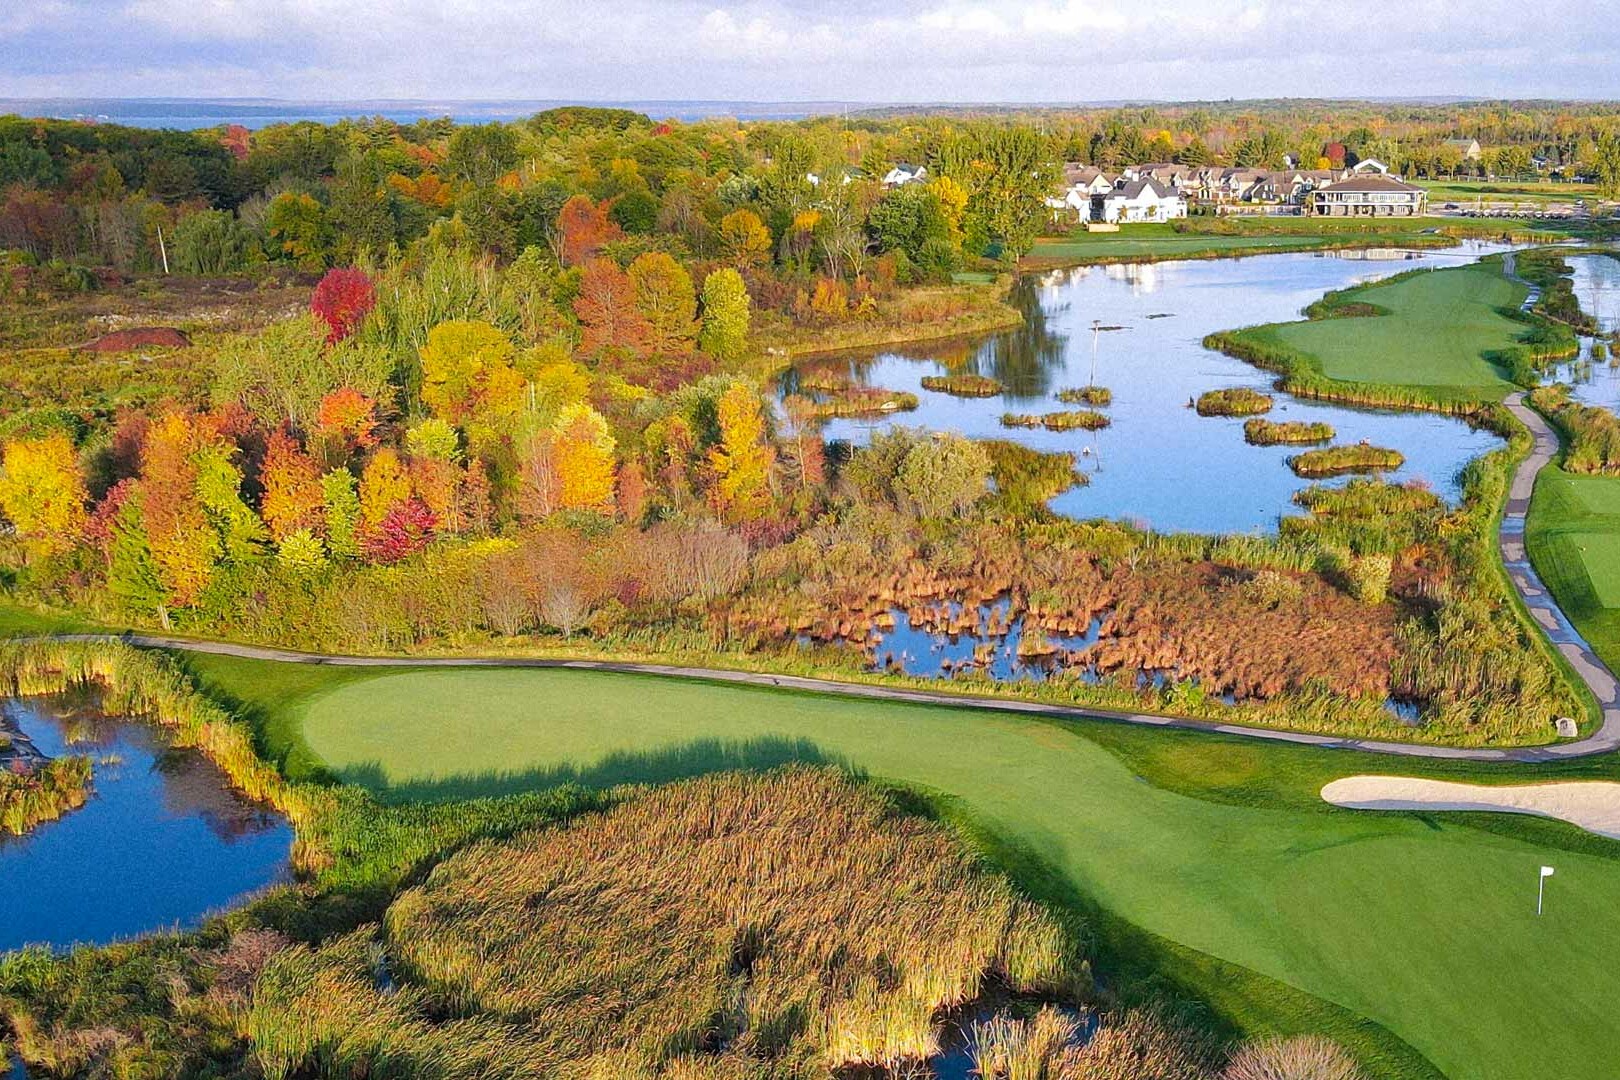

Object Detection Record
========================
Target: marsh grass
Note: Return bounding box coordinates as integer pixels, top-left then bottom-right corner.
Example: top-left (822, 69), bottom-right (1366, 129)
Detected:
top-left (1055, 386), bottom-right (1112, 406)
top-left (252, 768), bottom-right (1083, 1080)
top-left (808, 387), bottom-right (920, 419)
top-left (1287, 445), bottom-right (1404, 478)
top-left (1196, 389), bottom-right (1273, 417)
top-left (1000, 410), bottom-right (1110, 432)
top-left (1243, 419), bottom-right (1334, 446)
top-left (921, 373), bottom-right (1005, 397)
top-left (0, 754), bottom-right (90, 834)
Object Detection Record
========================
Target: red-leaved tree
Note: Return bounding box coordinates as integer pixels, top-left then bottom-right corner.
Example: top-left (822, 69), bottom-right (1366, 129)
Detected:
top-left (310, 267), bottom-right (376, 344)
top-left (361, 497), bottom-right (437, 563)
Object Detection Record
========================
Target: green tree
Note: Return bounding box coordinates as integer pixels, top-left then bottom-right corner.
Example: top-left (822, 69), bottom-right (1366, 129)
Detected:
top-left (897, 433), bottom-right (991, 518)
top-left (1593, 132), bottom-right (1620, 201)
top-left (171, 209), bottom-right (257, 275)
top-left (264, 192), bottom-right (333, 271)
top-left (698, 269), bottom-right (751, 363)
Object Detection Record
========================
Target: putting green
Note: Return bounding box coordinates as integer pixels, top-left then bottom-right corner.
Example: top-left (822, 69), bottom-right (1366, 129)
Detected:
top-left (1264, 264), bottom-right (1523, 392)
top-left (299, 667), bottom-right (1620, 1080)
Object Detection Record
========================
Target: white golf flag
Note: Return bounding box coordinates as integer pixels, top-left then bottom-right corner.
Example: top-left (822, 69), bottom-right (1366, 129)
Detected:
top-left (1542, 866), bottom-right (1556, 878)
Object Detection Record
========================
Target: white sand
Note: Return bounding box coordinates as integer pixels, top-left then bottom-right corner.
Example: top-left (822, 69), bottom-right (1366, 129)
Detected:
top-left (1321, 776), bottom-right (1620, 840)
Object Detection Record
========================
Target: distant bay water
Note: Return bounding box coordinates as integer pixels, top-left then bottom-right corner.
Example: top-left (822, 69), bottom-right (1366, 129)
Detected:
top-left (0, 98), bottom-right (863, 129)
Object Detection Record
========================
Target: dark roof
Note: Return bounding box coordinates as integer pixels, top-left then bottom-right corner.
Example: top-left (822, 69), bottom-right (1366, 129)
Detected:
top-left (1110, 178), bottom-right (1178, 200)
top-left (1317, 174), bottom-right (1424, 194)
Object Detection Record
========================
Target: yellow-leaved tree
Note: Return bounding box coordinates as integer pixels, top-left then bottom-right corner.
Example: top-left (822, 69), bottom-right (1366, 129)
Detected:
top-left (551, 402), bottom-right (616, 514)
top-left (708, 382), bottom-right (775, 521)
top-left (0, 431), bottom-right (89, 560)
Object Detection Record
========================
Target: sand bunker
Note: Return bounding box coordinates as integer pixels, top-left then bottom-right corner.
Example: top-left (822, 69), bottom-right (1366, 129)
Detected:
top-left (1321, 776), bottom-right (1620, 840)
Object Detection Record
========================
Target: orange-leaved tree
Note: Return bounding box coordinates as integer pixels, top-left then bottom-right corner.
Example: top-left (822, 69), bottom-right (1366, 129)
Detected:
top-left (556, 194), bottom-right (623, 267)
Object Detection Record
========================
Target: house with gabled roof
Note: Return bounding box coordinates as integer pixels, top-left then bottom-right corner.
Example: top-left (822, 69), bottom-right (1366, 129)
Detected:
top-left (1310, 172), bottom-right (1426, 217)
top-left (1096, 178), bottom-right (1188, 223)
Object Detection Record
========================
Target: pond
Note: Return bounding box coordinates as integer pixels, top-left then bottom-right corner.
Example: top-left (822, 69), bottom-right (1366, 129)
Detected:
top-left (787, 243), bottom-right (1513, 535)
top-left (0, 698), bottom-right (293, 955)
top-left (1551, 252), bottom-right (1620, 412)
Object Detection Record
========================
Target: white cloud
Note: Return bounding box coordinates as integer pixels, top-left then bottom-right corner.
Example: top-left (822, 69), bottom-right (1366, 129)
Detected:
top-left (0, 0), bottom-right (1615, 102)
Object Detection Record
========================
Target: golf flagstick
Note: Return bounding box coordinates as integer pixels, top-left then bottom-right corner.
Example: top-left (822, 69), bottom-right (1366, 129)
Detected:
top-left (1537, 865), bottom-right (1555, 915)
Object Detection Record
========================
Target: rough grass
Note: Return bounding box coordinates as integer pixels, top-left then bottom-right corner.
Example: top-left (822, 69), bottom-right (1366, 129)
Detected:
top-left (1000, 409), bottom-right (1110, 431)
top-left (253, 768), bottom-right (1079, 1080)
top-left (278, 663), bottom-right (1620, 1080)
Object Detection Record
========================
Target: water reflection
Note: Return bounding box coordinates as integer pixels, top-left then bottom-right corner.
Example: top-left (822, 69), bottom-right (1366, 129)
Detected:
top-left (1553, 253), bottom-right (1620, 413)
top-left (790, 244), bottom-right (1513, 535)
top-left (0, 699), bottom-right (292, 954)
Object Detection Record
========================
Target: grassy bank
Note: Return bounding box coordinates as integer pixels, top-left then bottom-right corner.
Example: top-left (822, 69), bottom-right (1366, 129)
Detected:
top-left (201, 658), bottom-right (1620, 1080)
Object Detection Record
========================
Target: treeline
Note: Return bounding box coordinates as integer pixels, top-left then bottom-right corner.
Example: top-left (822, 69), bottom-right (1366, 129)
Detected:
top-left (4, 100), bottom-right (1619, 286)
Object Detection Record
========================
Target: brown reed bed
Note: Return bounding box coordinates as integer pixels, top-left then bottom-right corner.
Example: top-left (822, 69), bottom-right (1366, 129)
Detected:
top-left (1000, 409), bottom-right (1110, 432)
top-left (1055, 386), bottom-right (1112, 406)
top-left (1243, 418), bottom-right (1334, 446)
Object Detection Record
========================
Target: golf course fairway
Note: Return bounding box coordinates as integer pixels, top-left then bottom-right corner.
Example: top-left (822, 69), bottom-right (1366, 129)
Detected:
top-left (292, 666), bottom-right (1620, 1080)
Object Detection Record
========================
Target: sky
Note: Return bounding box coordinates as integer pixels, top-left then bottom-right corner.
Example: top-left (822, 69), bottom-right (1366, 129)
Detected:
top-left (2, 0), bottom-right (1618, 104)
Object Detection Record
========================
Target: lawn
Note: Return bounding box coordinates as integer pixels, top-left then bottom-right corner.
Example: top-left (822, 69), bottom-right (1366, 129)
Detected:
top-left (1417, 179), bottom-right (1597, 207)
top-left (1526, 465), bottom-right (1620, 670)
top-left (1230, 262), bottom-right (1525, 398)
top-left (273, 663), bottom-right (1620, 1080)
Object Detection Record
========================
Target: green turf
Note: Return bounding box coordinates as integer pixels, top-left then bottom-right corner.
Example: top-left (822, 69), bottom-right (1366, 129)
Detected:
top-left (1250, 263), bottom-right (1524, 394)
top-left (1526, 465), bottom-right (1620, 673)
top-left (283, 664), bottom-right (1620, 1080)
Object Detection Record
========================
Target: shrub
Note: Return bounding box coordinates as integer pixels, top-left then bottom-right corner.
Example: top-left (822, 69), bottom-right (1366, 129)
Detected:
top-left (310, 267), bottom-right (377, 344)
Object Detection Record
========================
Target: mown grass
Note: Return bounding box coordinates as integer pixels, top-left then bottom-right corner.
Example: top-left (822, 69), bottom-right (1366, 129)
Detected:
top-left (1525, 464), bottom-right (1620, 674)
top-left (1225, 263), bottom-right (1524, 397)
top-left (257, 661), bottom-right (1620, 1080)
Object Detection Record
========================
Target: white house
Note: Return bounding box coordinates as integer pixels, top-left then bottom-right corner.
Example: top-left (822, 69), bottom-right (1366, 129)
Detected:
top-left (882, 163), bottom-right (928, 187)
top-left (1310, 172), bottom-right (1426, 217)
top-left (1096, 179), bottom-right (1188, 223)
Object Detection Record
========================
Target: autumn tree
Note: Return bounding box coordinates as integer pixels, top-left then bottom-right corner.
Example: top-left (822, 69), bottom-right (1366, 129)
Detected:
top-left (259, 429), bottom-right (326, 541)
top-left (357, 447), bottom-right (413, 541)
top-left (418, 320), bottom-right (525, 429)
top-left (718, 208), bottom-right (771, 268)
top-left (322, 468), bottom-right (362, 558)
top-left (708, 382), bottom-right (775, 521)
top-left (316, 388), bottom-right (380, 459)
top-left (574, 258), bottom-right (652, 361)
top-left (556, 194), bottom-right (623, 267)
top-left (0, 431), bottom-right (89, 561)
top-left (264, 192), bottom-right (333, 271)
top-left (139, 412), bottom-right (221, 612)
top-left (698, 268), bottom-right (751, 362)
top-left (550, 402), bottom-right (617, 513)
top-left (627, 251), bottom-right (698, 354)
top-left (310, 267), bottom-right (377, 344)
